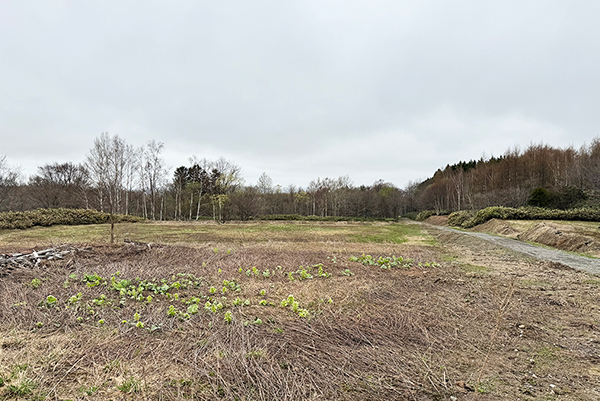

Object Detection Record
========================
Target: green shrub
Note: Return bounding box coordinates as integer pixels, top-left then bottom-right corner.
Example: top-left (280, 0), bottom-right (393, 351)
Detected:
top-left (552, 186), bottom-right (588, 210)
top-left (415, 210), bottom-right (435, 221)
top-left (415, 210), bottom-right (449, 221)
top-left (458, 206), bottom-right (600, 228)
top-left (0, 208), bottom-right (143, 230)
top-left (528, 187), bottom-right (554, 208)
top-left (447, 210), bottom-right (474, 227)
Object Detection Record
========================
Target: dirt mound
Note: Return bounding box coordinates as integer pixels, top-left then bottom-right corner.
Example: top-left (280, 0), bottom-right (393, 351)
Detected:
top-left (471, 218), bottom-right (520, 237)
top-left (519, 222), bottom-right (598, 253)
top-left (423, 215), bottom-right (448, 225)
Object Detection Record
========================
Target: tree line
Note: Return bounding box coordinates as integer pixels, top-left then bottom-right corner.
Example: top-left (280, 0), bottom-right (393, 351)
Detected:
top-left (2, 134), bottom-right (600, 221)
top-left (0, 133), bottom-right (408, 221)
top-left (411, 139), bottom-right (600, 213)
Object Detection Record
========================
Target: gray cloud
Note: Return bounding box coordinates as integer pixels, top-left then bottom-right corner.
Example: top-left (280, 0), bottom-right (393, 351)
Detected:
top-left (1, 1), bottom-right (599, 188)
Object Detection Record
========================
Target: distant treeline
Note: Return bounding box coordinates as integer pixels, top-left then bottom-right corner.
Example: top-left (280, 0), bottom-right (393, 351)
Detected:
top-left (1, 134), bottom-right (600, 222)
top-left (411, 139), bottom-right (600, 213)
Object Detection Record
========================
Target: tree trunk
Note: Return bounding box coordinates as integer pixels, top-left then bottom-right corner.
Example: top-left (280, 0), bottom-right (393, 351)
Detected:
top-left (110, 212), bottom-right (115, 245)
top-left (195, 189), bottom-right (203, 220)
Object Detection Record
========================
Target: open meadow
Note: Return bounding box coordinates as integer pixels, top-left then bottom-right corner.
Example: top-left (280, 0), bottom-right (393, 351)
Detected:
top-left (1, 220), bottom-right (599, 400)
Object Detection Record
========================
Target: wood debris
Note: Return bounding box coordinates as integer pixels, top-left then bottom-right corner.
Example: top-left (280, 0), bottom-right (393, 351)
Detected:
top-left (0, 245), bottom-right (88, 277)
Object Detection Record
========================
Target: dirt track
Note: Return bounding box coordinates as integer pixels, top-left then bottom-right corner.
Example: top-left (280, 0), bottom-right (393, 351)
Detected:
top-left (424, 223), bottom-right (600, 275)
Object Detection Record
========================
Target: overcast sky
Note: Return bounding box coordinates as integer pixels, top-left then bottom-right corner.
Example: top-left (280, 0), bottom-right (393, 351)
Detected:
top-left (1, 1), bottom-right (599, 189)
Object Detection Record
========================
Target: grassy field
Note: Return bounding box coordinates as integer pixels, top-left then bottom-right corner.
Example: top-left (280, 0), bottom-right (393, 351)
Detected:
top-left (1, 220), bottom-right (599, 400)
top-left (0, 221), bottom-right (434, 250)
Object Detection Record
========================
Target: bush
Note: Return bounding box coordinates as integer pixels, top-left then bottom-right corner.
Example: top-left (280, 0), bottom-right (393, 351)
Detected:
top-left (0, 208), bottom-right (144, 230)
top-left (415, 210), bottom-right (449, 221)
top-left (415, 210), bottom-right (436, 221)
top-left (456, 206), bottom-right (600, 228)
top-left (528, 187), bottom-right (554, 208)
top-left (552, 186), bottom-right (588, 210)
top-left (447, 210), bottom-right (474, 227)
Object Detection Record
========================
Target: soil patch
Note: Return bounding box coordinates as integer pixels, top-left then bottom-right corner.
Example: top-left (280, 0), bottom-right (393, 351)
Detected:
top-left (423, 215), bottom-right (448, 225)
top-left (519, 222), bottom-right (599, 254)
top-left (471, 218), bottom-right (520, 237)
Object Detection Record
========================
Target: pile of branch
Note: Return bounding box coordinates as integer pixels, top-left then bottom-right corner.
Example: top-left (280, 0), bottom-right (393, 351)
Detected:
top-left (0, 246), bottom-right (87, 277)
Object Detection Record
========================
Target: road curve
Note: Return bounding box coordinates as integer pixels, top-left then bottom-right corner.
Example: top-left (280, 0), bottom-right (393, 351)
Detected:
top-left (423, 223), bottom-right (600, 276)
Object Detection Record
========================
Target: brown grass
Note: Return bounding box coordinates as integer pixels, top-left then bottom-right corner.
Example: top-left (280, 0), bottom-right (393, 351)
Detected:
top-left (1, 222), bottom-right (599, 400)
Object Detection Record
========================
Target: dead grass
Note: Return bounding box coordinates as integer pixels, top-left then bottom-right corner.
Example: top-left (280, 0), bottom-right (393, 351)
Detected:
top-left (0, 220), bottom-right (433, 251)
top-left (0, 221), bottom-right (599, 400)
top-left (471, 218), bottom-right (600, 258)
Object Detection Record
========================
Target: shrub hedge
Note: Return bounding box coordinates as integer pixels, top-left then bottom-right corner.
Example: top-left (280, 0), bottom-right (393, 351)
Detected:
top-left (0, 208), bottom-right (144, 230)
top-left (415, 210), bottom-right (450, 221)
top-left (447, 206), bottom-right (600, 228)
top-left (447, 210), bottom-right (475, 227)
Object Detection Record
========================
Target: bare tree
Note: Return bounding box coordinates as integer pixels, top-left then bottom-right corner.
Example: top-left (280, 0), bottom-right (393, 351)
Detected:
top-left (0, 156), bottom-right (21, 211)
top-left (85, 133), bottom-right (130, 244)
top-left (29, 162), bottom-right (89, 208)
top-left (141, 140), bottom-right (167, 220)
top-left (257, 172), bottom-right (274, 194)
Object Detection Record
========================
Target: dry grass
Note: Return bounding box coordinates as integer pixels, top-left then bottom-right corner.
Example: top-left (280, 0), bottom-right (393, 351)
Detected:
top-left (1, 221), bottom-right (599, 400)
top-left (0, 220), bottom-right (434, 251)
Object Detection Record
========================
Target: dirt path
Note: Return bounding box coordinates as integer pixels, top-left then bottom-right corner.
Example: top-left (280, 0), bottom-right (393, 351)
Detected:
top-left (424, 223), bottom-right (600, 275)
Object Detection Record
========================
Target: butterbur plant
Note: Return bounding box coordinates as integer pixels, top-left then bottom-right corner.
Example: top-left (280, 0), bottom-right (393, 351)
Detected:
top-left (45, 295), bottom-right (57, 307)
top-left (67, 292), bottom-right (82, 304)
top-left (297, 309), bottom-right (309, 318)
top-left (315, 264), bottom-right (331, 278)
top-left (349, 254), bottom-right (418, 269)
top-left (280, 295), bottom-right (296, 308)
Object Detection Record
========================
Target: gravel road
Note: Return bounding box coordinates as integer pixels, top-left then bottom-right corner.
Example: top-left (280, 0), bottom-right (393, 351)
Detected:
top-left (427, 224), bottom-right (600, 275)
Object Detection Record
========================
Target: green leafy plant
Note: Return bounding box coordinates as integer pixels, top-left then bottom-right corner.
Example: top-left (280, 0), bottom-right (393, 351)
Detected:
top-left (44, 295), bottom-right (57, 307)
top-left (349, 254), bottom-right (417, 269)
top-left (315, 263), bottom-right (330, 278)
top-left (83, 273), bottom-right (105, 288)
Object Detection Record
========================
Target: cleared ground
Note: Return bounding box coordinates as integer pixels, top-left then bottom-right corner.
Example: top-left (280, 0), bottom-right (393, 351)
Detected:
top-left (0, 221), bottom-right (599, 400)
